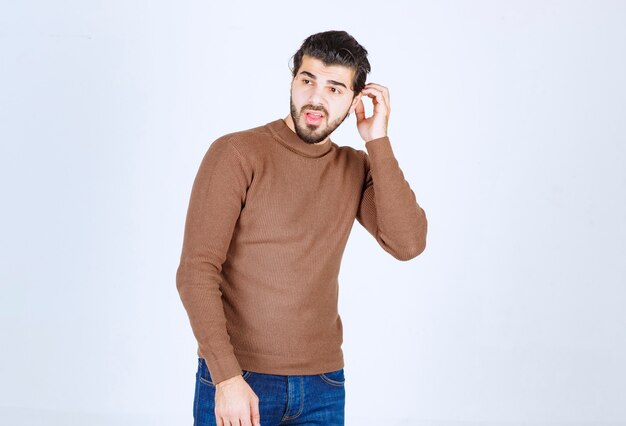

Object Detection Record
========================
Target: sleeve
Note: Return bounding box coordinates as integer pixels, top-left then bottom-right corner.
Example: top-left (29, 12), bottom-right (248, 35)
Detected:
top-left (175, 135), bottom-right (251, 385)
top-left (356, 136), bottom-right (428, 261)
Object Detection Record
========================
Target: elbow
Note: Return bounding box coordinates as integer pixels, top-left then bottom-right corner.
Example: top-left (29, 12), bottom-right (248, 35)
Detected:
top-left (175, 256), bottom-right (195, 294)
top-left (395, 214), bottom-right (428, 261)
top-left (395, 239), bottom-right (426, 261)
top-left (175, 262), bottom-right (186, 293)
top-left (384, 232), bottom-right (426, 261)
top-left (413, 237), bottom-right (428, 258)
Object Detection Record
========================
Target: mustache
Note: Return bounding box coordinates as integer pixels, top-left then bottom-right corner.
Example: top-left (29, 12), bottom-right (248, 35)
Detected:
top-left (301, 105), bottom-right (328, 116)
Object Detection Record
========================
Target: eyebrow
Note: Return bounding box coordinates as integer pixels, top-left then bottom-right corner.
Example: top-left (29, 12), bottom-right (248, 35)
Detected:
top-left (298, 70), bottom-right (348, 90)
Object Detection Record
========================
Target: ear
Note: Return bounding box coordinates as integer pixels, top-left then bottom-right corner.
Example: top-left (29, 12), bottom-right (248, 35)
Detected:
top-left (349, 93), bottom-right (363, 114)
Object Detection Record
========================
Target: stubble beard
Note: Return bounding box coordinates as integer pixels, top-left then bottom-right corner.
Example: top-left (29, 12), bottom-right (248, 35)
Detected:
top-left (289, 95), bottom-right (350, 145)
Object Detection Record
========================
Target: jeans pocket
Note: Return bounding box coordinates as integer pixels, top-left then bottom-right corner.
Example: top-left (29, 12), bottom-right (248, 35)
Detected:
top-left (319, 368), bottom-right (345, 386)
top-left (197, 358), bottom-right (216, 387)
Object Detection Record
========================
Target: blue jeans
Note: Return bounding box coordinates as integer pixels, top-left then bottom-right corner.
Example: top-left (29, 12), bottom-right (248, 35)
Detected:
top-left (193, 357), bottom-right (345, 425)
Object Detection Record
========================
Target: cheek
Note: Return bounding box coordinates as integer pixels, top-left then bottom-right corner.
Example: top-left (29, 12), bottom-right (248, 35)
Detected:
top-left (291, 90), bottom-right (308, 108)
top-left (335, 99), bottom-right (353, 115)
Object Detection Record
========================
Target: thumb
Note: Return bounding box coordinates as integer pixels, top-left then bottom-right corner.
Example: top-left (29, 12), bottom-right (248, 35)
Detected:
top-left (250, 399), bottom-right (261, 426)
top-left (354, 97), bottom-right (366, 123)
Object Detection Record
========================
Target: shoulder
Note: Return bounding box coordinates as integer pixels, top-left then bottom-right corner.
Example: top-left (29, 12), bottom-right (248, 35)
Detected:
top-left (333, 143), bottom-right (369, 169)
top-left (212, 123), bottom-right (272, 149)
top-left (208, 122), bottom-right (273, 164)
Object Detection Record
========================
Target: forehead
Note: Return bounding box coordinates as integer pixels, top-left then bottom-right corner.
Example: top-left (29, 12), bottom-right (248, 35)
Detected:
top-left (297, 54), bottom-right (355, 89)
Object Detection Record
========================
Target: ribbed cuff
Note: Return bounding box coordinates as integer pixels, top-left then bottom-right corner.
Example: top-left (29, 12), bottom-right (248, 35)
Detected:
top-left (206, 354), bottom-right (243, 385)
top-left (365, 136), bottom-right (394, 158)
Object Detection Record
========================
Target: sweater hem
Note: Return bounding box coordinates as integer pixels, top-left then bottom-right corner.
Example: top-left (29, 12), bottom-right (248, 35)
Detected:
top-left (233, 348), bottom-right (345, 376)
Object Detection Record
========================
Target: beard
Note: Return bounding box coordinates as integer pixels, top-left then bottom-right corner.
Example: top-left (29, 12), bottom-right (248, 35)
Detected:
top-left (289, 95), bottom-right (350, 144)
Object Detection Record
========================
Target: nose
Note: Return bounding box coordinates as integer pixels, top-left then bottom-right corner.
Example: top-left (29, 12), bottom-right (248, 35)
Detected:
top-left (307, 84), bottom-right (326, 107)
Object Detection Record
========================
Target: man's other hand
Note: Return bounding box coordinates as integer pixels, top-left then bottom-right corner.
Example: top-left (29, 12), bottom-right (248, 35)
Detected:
top-left (355, 82), bottom-right (390, 142)
top-left (215, 375), bottom-right (261, 426)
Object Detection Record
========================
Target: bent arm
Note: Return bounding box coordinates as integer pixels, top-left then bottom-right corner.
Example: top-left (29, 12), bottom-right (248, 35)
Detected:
top-left (356, 136), bottom-right (428, 261)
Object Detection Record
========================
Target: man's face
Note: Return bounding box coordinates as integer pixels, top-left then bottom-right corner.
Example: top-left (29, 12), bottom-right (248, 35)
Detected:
top-left (289, 54), bottom-right (362, 144)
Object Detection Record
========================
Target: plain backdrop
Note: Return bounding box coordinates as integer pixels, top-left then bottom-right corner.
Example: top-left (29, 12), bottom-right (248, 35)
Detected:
top-left (1, 1), bottom-right (625, 425)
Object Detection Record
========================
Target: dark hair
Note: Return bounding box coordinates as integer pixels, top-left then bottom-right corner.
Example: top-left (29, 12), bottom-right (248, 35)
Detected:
top-left (290, 30), bottom-right (371, 96)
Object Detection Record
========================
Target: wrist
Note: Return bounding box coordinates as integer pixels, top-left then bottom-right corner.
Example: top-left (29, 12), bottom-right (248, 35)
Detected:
top-left (366, 135), bottom-right (388, 144)
top-left (216, 374), bottom-right (243, 389)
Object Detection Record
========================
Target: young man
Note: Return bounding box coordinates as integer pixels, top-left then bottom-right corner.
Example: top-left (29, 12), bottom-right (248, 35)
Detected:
top-left (176, 30), bottom-right (428, 426)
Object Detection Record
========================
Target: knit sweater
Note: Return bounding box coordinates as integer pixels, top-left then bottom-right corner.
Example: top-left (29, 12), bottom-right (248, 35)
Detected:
top-left (176, 118), bottom-right (427, 385)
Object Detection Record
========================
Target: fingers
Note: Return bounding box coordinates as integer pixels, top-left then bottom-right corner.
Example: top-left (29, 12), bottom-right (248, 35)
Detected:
top-left (217, 410), bottom-right (257, 426)
top-left (215, 392), bottom-right (259, 426)
top-left (215, 393), bottom-right (260, 426)
top-left (363, 82), bottom-right (390, 106)
top-left (250, 397), bottom-right (261, 426)
top-left (219, 417), bottom-right (248, 426)
top-left (361, 83), bottom-right (390, 113)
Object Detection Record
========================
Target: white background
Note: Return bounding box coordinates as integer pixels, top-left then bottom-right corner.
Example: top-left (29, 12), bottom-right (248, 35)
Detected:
top-left (1, 1), bottom-right (625, 425)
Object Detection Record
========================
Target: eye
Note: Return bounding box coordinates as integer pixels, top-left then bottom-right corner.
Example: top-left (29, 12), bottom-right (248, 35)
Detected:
top-left (302, 79), bottom-right (311, 84)
top-left (330, 87), bottom-right (341, 94)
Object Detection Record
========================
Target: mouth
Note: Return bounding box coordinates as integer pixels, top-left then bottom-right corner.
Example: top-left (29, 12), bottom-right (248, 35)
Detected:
top-left (304, 110), bottom-right (324, 125)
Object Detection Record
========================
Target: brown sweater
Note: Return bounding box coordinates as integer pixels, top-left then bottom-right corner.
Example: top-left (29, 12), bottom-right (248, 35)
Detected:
top-left (176, 118), bottom-right (427, 385)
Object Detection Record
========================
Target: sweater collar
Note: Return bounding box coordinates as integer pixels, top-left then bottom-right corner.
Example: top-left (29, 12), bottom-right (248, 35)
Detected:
top-left (268, 118), bottom-right (333, 158)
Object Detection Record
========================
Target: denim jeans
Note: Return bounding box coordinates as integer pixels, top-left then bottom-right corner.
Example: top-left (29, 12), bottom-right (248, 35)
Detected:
top-left (193, 357), bottom-right (345, 425)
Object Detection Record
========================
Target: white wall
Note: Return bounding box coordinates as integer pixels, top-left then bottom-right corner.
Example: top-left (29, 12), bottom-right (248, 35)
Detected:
top-left (1, 1), bottom-right (625, 425)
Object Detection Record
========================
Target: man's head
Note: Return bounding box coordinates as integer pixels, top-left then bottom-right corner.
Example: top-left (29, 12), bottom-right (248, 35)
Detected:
top-left (286, 30), bottom-right (371, 145)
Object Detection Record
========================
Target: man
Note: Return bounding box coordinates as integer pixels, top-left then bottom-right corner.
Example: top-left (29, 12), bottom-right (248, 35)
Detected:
top-left (176, 30), bottom-right (427, 426)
